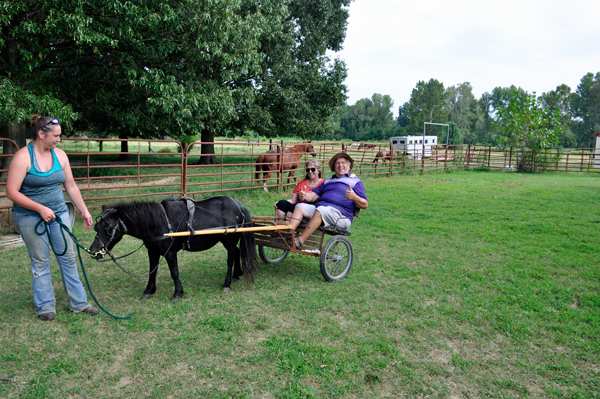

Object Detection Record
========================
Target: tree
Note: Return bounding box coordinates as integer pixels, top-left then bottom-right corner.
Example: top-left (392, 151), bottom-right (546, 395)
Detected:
top-left (404, 79), bottom-right (448, 137)
top-left (396, 102), bottom-right (409, 129)
top-left (0, 77), bottom-right (78, 170)
top-left (1, 0), bottom-right (350, 163)
top-left (495, 91), bottom-right (562, 172)
top-left (473, 92), bottom-right (494, 145)
top-left (490, 86), bottom-right (528, 113)
top-left (444, 82), bottom-right (476, 144)
top-left (336, 94), bottom-right (395, 141)
top-left (245, 0), bottom-right (350, 142)
top-left (540, 84), bottom-right (577, 147)
top-left (570, 72), bottom-right (600, 148)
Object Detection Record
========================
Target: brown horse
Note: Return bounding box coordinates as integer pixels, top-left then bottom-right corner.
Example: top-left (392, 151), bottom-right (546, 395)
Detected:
top-left (255, 142), bottom-right (316, 191)
top-left (373, 150), bottom-right (398, 171)
top-left (359, 143), bottom-right (377, 150)
top-left (373, 150), bottom-right (392, 165)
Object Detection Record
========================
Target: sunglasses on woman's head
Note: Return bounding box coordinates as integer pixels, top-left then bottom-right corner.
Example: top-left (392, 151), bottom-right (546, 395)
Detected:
top-left (39, 119), bottom-right (59, 131)
top-left (305, 167), bottom-right (318, 173)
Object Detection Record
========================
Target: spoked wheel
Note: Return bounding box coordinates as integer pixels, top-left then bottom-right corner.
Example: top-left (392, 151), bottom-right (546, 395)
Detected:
top-left (320, 235), bottom-right (353, 281)
top-left (258, 245), bottom-right (289, 264)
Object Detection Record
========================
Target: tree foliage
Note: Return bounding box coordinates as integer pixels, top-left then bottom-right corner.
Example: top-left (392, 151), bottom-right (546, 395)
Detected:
top-left (444, 82), bottom-right (476, 144)
top-left (539, 84), bottom-right (576, 147)
top-left (570, 72), bottom-right (600, 148)
top-left (404, 79), bottom-right (448, 136)
top-left (495, 91), bottom-right (562, 172)
top-left (496, 92), bottom-right (562, 149)
top-left (327, 93), bottom-right (397, 141)
top-left (1, 0), bottom-right (350, 153)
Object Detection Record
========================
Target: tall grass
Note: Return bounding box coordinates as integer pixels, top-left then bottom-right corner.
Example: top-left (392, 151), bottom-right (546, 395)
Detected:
top-left (0, 170), bottom-right (598, 398)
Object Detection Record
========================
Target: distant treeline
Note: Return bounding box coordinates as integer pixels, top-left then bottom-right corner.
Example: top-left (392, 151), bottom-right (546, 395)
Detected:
top-left (320, 73), bottom-right (600, 148)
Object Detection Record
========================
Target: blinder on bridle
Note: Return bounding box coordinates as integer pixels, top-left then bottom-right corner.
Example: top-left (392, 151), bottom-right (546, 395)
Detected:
top-left (92, 208), bottom-right (128, 257)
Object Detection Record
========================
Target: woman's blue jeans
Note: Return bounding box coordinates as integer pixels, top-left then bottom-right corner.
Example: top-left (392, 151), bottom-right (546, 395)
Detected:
top-left (13, 211), bottom-right (91, 315)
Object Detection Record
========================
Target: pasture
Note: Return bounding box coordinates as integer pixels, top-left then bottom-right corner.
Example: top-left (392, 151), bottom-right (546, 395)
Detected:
top-left (0, 170), bottom-right (599, 398)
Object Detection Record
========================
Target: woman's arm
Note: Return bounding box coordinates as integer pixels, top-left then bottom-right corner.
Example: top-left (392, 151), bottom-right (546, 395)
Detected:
top-left (57, 149), bottom-right (93, 229)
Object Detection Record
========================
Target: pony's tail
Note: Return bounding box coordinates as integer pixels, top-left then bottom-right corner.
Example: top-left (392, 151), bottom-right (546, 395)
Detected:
top-left (240, 208), bottom-right (258, 283)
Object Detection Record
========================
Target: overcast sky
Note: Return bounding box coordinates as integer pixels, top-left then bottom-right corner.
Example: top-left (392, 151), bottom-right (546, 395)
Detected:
top-left (334, 0), bottom-right (600, 116)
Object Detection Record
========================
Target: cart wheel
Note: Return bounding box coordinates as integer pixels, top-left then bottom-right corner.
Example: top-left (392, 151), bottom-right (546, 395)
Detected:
top-left (258, 245), bottom-right (289, 264)
top-left (320, 235), bottom-right (353, 281)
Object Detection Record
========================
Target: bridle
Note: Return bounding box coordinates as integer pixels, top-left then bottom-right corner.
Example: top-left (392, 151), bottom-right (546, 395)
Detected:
top-left (92, 209), bottom-right (129, 258)
top-left (92, 206), bottom-right (173, 278)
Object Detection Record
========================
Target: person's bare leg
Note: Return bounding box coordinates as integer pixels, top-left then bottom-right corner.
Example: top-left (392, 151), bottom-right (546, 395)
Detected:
top-left (297, 210), bottom-right (322, 245)
top-left (289, 207), bottom-right (309, 231)
top-left (275, 208), bottom-right (286, 224)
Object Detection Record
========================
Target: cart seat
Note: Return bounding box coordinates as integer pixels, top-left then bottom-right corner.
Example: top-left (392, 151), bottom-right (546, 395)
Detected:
top-left (297, 222), bottom-right (352, 237)
top-left (320, 225), bottom-right (352, 236)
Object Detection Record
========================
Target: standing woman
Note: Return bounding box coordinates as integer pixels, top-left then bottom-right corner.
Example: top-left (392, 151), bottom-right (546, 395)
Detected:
top-left (6, 115), bottom-right (99, 321)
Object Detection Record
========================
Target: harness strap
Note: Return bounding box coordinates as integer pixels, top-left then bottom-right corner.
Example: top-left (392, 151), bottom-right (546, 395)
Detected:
top-left (145, 203), bottom-right (174, 243)
top-left (179, 196), bottom-right (196, 249)
top-left (159, 203), bottom-right (173, 234)
top-left (118, 219), bottom-right (128, 234)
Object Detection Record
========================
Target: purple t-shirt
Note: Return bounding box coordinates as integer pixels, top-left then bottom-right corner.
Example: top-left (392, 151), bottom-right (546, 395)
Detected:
top-left (312, 173), bottom-right (367, 219)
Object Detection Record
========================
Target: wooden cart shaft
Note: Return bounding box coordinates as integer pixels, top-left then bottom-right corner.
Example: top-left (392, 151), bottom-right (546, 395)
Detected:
top-left (164, 219), bottom-right (292, 237)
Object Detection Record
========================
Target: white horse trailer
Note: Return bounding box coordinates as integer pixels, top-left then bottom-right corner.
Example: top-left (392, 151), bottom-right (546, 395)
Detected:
top-left (390, 136), bottom-right (437, 158)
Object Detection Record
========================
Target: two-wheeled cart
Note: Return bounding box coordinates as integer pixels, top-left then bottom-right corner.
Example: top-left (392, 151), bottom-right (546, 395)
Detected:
top-left (165, 216), bottom-right (355, 281)
top-left (251, 216), bottom-right (354, 281)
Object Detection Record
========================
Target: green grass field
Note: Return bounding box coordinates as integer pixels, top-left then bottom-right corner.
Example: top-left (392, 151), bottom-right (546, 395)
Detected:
top-left (0, 170), bottom-right (598, 398)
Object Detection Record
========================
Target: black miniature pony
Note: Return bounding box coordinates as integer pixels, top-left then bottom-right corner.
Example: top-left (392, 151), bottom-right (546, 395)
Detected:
top-left (89, 196), bottom-right (257, 299)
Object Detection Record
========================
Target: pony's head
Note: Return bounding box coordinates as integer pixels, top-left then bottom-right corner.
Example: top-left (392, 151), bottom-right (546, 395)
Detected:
top-left (89, 205), bottom-right (127, 260)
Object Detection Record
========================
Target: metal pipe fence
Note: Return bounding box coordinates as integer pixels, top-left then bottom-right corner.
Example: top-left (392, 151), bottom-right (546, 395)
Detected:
top-left (1, 139), bottom-right (599, 212)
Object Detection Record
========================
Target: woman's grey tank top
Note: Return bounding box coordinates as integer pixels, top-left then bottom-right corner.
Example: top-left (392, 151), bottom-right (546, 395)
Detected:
top-left (12, 144), bottom-right (68, 216)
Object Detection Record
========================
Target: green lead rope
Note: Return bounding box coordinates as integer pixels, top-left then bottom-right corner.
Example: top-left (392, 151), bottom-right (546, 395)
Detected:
top-left (35, 216), bottom-right (133, 320)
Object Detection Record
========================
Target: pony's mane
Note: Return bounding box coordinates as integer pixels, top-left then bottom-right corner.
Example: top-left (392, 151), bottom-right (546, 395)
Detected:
top-left (112, 200), bottom-right (166, 233)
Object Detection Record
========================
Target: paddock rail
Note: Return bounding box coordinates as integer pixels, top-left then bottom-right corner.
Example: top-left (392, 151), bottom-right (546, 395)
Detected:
top-left (2, 138), bottom-right (599, 213)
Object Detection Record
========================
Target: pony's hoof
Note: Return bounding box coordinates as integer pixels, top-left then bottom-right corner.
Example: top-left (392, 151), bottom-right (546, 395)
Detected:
top-left (232, 277), bottom-right (240, 282)
top-left (140, 294), bottom-right (153, 300)
top-left (171, 296), bottom-right (182, 302)
top-left (222, 287), bottom-right (230, 293)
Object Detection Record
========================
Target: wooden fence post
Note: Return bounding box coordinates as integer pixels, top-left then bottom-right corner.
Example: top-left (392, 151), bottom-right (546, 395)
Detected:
top-left (466, 144), bottom-right (471, 168)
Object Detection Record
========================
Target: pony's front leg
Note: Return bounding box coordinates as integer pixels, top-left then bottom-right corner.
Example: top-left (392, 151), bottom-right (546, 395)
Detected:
top-left (222, 246), bottom-right (237, 293)
top-left (141, 250), bottom-right (161, 300)
top-left (165, 251), bottom-right (184, 301)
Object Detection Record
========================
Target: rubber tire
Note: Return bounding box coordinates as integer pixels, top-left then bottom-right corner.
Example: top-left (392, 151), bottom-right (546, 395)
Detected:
top-left (258, 245), bottom-right (289, 264)
top-left (320, 235), bottom-right (353, 281)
